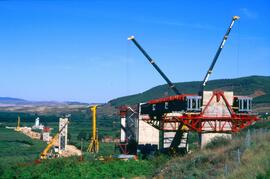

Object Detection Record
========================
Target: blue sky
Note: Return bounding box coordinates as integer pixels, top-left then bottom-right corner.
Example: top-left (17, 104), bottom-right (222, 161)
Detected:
top-left (0, 0), bottom-right (269, 102)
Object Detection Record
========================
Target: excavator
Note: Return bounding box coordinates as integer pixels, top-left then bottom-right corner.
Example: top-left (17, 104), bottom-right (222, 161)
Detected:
top-left (40, 122), bottom-right (68, 159)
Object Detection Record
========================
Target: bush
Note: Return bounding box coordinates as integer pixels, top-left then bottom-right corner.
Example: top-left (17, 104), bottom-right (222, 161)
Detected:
top-left (205, 136), bottom-right (230, 149)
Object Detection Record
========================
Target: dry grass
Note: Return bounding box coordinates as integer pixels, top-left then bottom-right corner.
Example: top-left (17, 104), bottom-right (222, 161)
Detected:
top-left (155, 130), bottom-right (270, 179)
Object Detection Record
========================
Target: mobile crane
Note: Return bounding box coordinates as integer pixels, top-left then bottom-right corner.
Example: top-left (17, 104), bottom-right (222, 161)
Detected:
top-left (125, 16), bottom-right (258, 152)
top-left (201, 16), bottom-right (240, 91)
top-left (40, 122), bottom-right (68, 159)
top-left (128, 16), bottom-right (241, 117)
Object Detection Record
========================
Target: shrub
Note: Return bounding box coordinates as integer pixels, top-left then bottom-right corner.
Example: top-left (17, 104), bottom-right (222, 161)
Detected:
top-left (205, 136), bottom-right (230, 149)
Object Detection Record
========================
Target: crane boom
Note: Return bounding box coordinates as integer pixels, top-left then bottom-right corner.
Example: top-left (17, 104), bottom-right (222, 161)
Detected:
top-left (201, 16), bottom-right (240, 91)
top-left (40, 122), bottom-right (68, 159)
top-left (128, 36), bottom-right (181, 95)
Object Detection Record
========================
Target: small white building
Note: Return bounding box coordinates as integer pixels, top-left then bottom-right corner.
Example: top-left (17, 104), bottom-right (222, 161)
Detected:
top-left (32, 117), bottom-right (44, 130)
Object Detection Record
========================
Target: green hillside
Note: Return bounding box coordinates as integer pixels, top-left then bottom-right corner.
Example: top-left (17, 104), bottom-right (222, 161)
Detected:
top-left (109, 75), bottom-right (270, 106)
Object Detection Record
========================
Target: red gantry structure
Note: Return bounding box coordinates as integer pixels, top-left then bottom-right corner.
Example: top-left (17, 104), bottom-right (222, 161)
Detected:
top-left (141, 91), bottom-right (259, 133)
top-left (119, 16), bottom-right (260, 154)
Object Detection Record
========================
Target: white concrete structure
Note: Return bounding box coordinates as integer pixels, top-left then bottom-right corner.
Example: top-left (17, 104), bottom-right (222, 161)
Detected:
top-left (200, 91), bottom-right (233, 148)
top-left (138, 119), bottom-right (159, 148)
top-left (32, 117), bottom-right (44, 130)
top-left (35, 117), bottom-right (40, 127)
top-left (42, 132), bottom-right (51, 142)
top-left (59, 118), bottom-right (68, 151)
top-left (120, 116), bottom-right (126, 142)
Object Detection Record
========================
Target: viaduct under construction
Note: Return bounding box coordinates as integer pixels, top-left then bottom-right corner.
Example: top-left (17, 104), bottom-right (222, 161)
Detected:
top-left (118, 16), bottom-right (259, 154)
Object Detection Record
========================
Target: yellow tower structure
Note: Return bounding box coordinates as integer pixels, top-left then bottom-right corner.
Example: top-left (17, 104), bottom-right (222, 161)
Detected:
top-left (15, 115), bottom-right (21, 131)
top-left (87, 105), bottom-right (99, 153)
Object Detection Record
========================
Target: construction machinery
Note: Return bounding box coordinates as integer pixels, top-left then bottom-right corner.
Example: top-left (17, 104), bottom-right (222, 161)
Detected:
top-left (120, 16), bottom-right (259, 153)
top-left (87, 105), bottom-right (99, 153)
top-left (40, 122), bottom-right (68, 159)
top-left (200, 16), bottom-right (240, 92)
top-left (15, 115), bottom-right (21, 131)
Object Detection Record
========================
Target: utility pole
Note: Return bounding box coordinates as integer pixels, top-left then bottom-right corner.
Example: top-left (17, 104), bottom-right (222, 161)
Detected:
top-left (87, 105), bottom-right (99, 153)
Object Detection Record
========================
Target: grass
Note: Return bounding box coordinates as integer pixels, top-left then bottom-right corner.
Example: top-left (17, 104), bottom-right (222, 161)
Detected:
top-left (1, 153), bottom-right (169, 178)
top-left (226, 133), bottom-right (270, 178)
top-left (0, 127), bottom-right (46, 172)
top-left (155, 127), bottom-right (270, 179)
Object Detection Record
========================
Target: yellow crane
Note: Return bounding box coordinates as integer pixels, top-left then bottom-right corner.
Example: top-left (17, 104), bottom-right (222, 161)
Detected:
top-left (15, 115), bottom-right (21, 131)
top-left (87, 105), bottom-right (99, 153)
top-left (40, 122), bottom-right (68, 159)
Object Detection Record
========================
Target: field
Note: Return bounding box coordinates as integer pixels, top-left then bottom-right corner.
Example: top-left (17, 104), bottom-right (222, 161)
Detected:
top-left (0, 127), bottom-right (46, 170)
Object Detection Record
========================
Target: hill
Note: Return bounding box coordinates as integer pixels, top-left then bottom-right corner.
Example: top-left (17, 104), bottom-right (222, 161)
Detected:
top-left (0, 97), bottom-right (89, 106)
top-left (109, 75), bottom-right (270, 107)
top-left (0, 97), bottom-right (27, 104)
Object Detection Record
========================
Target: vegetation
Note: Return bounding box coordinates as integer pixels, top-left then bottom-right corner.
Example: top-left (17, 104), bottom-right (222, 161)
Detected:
top-left (2, 122), bottom-right (270, 178)
top-left (109, 75), bottom-right (270, 106)
top-left (0, 127), bottom-right (46, 173)
top-left (155, 127), bottom-right (270, 178)
top-left (1, 117), bottom-right (270, 178)
top-left (1, 152), bottom-right (168, 178)
top-left (0, 109), bottom-right (120, 145)
top-left (205, 136), bottom-right (231, 149)
top-left (0, 75), bottom-right (270, 178)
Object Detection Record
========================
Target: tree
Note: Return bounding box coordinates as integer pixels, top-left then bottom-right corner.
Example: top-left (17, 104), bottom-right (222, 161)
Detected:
top-left (68, 132), bottom-right (72, 141)
top-left (77, 131), bottom-right (87, 141)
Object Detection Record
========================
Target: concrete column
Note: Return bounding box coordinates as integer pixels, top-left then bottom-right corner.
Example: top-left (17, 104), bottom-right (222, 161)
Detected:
top-left (59, 118), bottom-right (68, 151)
top-left (120, 116), bottom-right (126, 142)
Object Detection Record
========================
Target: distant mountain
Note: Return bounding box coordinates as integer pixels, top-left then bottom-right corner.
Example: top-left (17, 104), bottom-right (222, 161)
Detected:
top-left (109, 75), bottom-right (270, 106)
top-left (0, 97), bottom-right (89, 106)
top-left (65, 101), bottom-right (90, 105)
top-left (0, 97), bottom-right (28, 104)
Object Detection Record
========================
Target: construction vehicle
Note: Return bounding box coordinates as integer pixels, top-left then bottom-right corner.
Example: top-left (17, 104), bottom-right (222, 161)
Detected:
top-left (40, 122), bottom-right (68, 159)
top-left (87, 105), bottom-right (99, 153)
top-left (120, 16), bottom-right (259, 153)
top-left (129, 16), bottom-right (243, 117)
top-left (200, 15), bottom-right (240, 92)
top-left (15, 115), bottom-right (21, 131)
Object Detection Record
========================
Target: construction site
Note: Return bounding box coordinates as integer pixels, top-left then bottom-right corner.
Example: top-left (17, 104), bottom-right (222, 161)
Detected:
top-left (3, 15), bottom-right (260, 161)
top-left (117, 16), bottom-right (259, 156)
top-left (14, 115), bottom-right (82, 159)
top-left (0, 1), bottom-right (269, 178)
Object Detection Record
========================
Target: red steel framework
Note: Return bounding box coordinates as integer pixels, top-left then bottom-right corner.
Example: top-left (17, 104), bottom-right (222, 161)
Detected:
top-left (141, 91), bottom-right (260, 133)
